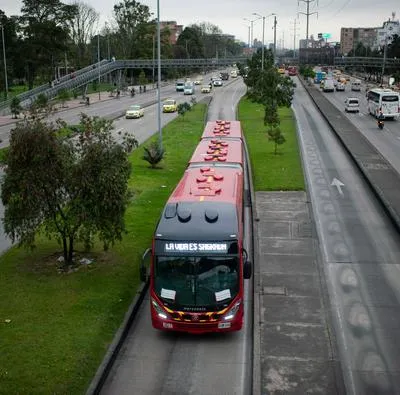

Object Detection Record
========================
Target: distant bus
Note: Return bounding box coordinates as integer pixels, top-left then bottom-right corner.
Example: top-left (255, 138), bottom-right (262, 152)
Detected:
top-left (367, 88), bottom-right (400, 119)
top-left (287, 66), bottom-right (297, 76)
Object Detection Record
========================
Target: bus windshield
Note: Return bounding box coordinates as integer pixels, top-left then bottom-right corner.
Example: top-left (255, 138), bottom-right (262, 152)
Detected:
top-left (154, 255), bottom-right (239, 310)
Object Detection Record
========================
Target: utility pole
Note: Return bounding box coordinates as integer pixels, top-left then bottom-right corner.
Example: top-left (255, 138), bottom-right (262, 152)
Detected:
top-left (290, 19), bottom-right (300, 59)
top-left (298, 0), bottom-right (318, 61)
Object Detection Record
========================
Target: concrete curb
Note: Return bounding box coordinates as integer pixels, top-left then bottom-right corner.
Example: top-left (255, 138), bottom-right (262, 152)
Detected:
top-left (244, 133), bottom-right (260, 395)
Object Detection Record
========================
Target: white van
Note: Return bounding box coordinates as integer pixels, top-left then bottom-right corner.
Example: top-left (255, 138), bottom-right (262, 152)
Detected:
top-left (344, 97), bottom-right (360, 113)
top-left (351, 79), bottom-right (361, 91)
top-left (323, 79), bottom-right (335, 92)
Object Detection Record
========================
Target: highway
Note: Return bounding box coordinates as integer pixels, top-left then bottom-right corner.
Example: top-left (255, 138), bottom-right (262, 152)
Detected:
top-left (319, 81), bottom-right (400, 175)
top-left (294, 77), bottom-right (400, 393)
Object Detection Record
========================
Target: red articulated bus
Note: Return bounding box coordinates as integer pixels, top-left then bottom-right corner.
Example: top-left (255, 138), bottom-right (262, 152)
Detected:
top-left (287, 66), bottom-right (297, 76)
top-left (141, 120), bottom-right (252, 334)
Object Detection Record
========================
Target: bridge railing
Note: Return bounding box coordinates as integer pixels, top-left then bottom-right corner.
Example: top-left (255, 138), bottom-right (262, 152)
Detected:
top-left (333, 56), bottom-right (400, 67)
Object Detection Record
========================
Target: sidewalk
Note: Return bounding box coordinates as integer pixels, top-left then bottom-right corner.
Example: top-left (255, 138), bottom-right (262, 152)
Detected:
top-left (0, 83), bottom-right (161, 128)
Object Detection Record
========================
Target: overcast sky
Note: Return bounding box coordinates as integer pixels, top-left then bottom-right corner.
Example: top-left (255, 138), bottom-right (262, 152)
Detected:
top-left (2, 0), bottom-right (399, 48)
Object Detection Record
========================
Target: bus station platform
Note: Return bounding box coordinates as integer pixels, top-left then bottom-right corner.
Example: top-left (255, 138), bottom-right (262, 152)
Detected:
top-left (253, 191), bottom-right (345, 394)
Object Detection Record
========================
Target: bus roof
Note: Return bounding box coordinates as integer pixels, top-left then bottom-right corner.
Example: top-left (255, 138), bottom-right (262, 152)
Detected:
top-left (368, 88), bottom-right (398, 94)
top-left (188, 139), bottom-right (243, 166)
top-left (155, 167), bottom-right (243, 241)
top-left (201, 120), bottom-right (243, 139)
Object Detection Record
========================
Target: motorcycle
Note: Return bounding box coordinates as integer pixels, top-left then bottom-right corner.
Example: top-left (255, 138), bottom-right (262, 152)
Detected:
top-left (377, 118), bottom-right (384, 130)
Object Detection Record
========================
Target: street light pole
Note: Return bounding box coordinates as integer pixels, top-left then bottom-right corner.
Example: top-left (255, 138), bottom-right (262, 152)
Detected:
top-left (381, 36), bottom-right (388, 86)
top-left (273, 15), bottom-right (277, 64)
top-left (253, 13), bottom-right (276, 71)
top-left (152, 34), bottom-right (155, 87)
top-left (97, 33), bottom-right (100, 100)
top-left (244, 17), bottom-right (261, 49)
top-left (1, 24), bottom-right (8, 100)
top-left (156, 0), bottom-right (162, 150)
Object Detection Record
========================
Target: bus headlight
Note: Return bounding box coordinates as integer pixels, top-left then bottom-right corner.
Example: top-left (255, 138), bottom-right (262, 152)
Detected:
top-left (152, 298), bottom-right (169, 320)
top-left (222, 300), bottom-right (241, 321)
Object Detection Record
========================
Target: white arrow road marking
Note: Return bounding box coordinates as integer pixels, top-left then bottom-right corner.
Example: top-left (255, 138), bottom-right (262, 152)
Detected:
top-left (331, 177), bottom-right (345, 196)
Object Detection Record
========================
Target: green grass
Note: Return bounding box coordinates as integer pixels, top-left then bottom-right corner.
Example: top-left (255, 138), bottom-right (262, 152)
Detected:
top-left (0, 104), bottom-right (207, 395)
top-left (238, 98), bottom-right (305, 191)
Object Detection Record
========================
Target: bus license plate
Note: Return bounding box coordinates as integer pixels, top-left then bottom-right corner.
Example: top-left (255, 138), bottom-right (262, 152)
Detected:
top-left (218, 322), bottom-right (231, 329)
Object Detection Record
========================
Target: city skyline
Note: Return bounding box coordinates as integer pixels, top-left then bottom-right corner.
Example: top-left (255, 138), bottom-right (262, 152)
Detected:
top-left (1, 0), bottom-right (399, 49)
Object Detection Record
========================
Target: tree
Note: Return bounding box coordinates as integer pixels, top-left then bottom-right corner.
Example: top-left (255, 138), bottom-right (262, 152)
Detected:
top-left (67, 1), bottom-right (99, 67)
top-left (18, 0), bottom-right (78, 88)
top-left (113, 0), bottom-right (153, 59)
top-left (10, 97), bottom-right (22, 119)
top-left (143, 141), bottom-right (164, 168)
top-left (244, 50), bottom-right (294, 155)
top-left (267, 126), bottom-right (286, 155)
top-left (57, 89), bottom-right (70, 107)
top-left (388, 34), bottom-right (400, 59)
top-left (177, 102), bottom-right (191, 122)
top-left (1, 114), bottom-right (132, 266)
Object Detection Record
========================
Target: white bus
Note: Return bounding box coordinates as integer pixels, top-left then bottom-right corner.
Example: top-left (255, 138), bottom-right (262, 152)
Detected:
top-left (367, 88), bottom-right (400, 119)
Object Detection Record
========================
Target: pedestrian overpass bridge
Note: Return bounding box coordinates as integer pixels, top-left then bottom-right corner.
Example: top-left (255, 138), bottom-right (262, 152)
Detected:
top-left (1, 56), bottom-right (398, 112)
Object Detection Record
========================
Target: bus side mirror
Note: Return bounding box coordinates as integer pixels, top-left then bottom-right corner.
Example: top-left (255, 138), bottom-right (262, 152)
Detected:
top-left (242, 248), bottom-right (252, 279)
top-left (140, 248), bottom-right (151, 282)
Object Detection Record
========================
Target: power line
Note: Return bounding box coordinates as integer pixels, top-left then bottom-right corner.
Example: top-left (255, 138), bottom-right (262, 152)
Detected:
top-left (298, 0), bottom-right (318, 46)
top-left (290, 19), bottom-right (300, 55)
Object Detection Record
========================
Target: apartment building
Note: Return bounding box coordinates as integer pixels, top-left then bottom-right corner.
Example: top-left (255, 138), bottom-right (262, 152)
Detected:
top-left (340, 27), bottom-right (378, 55)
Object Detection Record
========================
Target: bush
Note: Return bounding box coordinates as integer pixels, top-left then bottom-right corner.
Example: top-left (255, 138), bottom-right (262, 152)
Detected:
top-left (10, 97), bottom-right (22, 119)
top-left (142, 141), bottom-right (165, 168)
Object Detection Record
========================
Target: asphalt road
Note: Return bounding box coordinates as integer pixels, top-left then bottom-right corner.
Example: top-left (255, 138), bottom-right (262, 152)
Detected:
top-left (317, 81), bottom-right (400, 175)
top-left (99, 77), bottom-right (255, 395)
top-left (294, 77), bottom-right (400, 394)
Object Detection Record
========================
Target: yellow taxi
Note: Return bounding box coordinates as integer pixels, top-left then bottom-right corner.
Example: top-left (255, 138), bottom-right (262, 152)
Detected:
top-left (162, 99), bottom-right (177, 113)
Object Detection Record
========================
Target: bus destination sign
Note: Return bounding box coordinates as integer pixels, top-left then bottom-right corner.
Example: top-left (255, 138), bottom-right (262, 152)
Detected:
top-left (164, 242), bottom-right (228, 253)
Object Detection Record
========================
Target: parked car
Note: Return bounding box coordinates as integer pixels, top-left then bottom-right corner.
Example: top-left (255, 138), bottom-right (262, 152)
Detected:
top-left (162, 99), bottom-right (177, 113)
top-left (125, 104), bottom-right (144, 119)
top-left (344, 97), bottom-right (360, 113)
